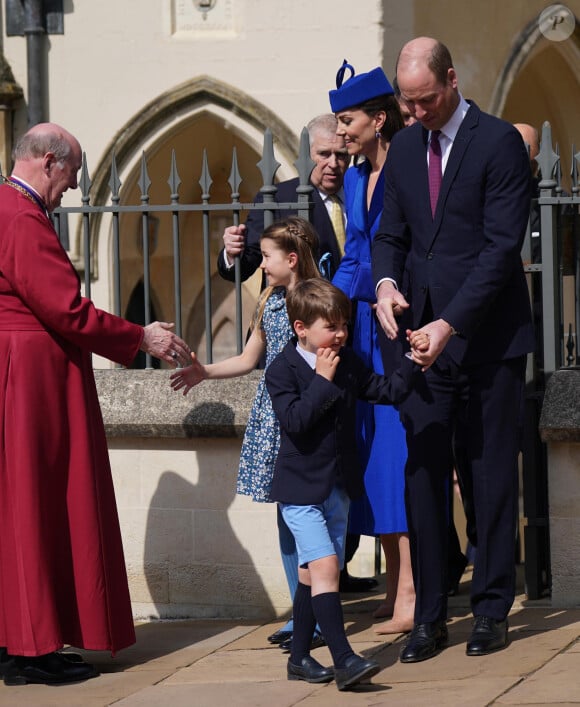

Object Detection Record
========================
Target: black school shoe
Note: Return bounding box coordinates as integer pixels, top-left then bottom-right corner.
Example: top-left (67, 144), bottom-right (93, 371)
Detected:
top-left (335, 654), bottom-right (381, 691)
top-left (267, 628), bottom-right (293, 645)
top-left (287, 655), bottom-right (334, 683)
top-left (2, 651), bottom-right (99, 686)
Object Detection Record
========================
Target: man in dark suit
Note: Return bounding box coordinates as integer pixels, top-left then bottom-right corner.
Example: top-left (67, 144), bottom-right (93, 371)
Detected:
top-left (217, 114), bottom-right (348, 282)
top-left (372, 37), bottom-right (535, 662)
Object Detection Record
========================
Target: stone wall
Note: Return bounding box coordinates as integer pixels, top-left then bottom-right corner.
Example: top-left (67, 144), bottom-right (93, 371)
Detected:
top-left (539, 367), bottom-right (580, 608)
top-left (96, 369), bottom-right (377, 620)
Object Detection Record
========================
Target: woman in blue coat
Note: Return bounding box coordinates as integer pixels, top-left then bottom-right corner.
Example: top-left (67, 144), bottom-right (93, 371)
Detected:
top-left (329, 61), bottom-right (413, 633)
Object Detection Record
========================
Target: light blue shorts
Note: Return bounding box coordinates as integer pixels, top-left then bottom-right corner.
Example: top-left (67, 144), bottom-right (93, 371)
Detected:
top-left (279, 486), bottom-right (350, 568)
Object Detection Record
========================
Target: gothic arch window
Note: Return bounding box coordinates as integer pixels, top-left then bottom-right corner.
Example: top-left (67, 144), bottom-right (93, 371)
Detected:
top-left (490, 16), bottom-right (580, 185)
top-left (82, 76), bottom-right (300, 361)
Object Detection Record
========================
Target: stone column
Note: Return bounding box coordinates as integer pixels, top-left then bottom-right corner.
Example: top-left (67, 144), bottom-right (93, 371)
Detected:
top-left (539, 368), bottom-right (580, 607)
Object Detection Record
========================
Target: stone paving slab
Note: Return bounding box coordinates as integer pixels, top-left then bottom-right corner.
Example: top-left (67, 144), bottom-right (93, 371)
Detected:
top-left (496, 649), bottom-right (580, 704)
top-left (297, 677), bottom-right (520, 707)
top-left (115, 680), bottom-right (318, 707)
top-left (0, 575), bottom-right (579, 707)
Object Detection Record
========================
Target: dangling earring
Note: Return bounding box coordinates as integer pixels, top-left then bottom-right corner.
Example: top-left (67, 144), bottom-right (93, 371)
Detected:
top-left (375, 131), bottom-right (381, 139)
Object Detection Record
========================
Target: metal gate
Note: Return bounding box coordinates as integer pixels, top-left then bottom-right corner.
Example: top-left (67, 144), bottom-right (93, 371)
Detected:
top-left (521, 122), bottom-right (580, 598)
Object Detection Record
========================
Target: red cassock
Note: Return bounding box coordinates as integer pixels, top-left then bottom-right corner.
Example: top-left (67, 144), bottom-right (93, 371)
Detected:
top-left (0, 183), bottom-right (143, 656)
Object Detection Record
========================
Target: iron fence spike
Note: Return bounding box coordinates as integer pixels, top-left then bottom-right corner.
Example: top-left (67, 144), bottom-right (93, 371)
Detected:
top-left (168, 149), bottom-right (181, 201)
top-left (199, 149), bottom-right (213, 199)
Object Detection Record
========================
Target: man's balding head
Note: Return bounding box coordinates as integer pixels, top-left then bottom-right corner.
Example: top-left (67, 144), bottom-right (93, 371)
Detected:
top-left (513, 123), bottom-right (540, 175)
top-left (11, 123), bottom-right (82, 212)
top-left (395, 37), bottom-right (459, 131)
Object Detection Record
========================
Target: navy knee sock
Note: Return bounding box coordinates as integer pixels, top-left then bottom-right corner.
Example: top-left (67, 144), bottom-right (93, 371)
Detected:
top-left (311, 592), bottom-right (354, 668)
top-left (289, 583), bottom-right (316, 664)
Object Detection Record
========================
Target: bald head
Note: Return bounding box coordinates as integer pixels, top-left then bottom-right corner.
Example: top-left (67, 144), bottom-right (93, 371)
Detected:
top-left (395, 37), bottom-right (459, 131)
top-left (513, 123), bottom-right (539, 175)
top-left (397, 37), bottom-right (454, 86)
top-left (11, 122), bottom-right (82, 212)
top-left (13, 123), bottom-right (80, 164)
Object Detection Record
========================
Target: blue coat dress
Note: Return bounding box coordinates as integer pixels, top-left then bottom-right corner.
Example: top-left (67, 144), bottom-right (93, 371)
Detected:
top-left (332, 160), bottom-right (408, 535)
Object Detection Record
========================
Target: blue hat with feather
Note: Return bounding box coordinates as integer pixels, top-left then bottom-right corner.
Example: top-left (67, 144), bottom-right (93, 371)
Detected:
top-left (329, 59), bottom-right (394, 112)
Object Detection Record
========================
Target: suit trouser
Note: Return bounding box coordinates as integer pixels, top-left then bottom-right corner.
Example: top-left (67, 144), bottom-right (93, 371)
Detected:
top-left (399, 353), bottom-right (526, 624)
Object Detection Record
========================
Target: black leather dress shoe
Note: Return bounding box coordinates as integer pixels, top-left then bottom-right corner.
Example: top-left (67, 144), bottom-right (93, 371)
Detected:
top-left (279, 633), bottom-right (326, 652)
top-left (267, 629), bottom-right (293, 645)
top-left (1, 647), bottom-right (85, 670)
top-left (58, 650), bottom-right (86, 663)
top-left (3, 651), bottom-right (99, 686)
top-left (399, 621), bottom-right (448, 663)
top-left (339, 570), bottom-right (379, 593)
top-left (466, 616), bottom-right (508, 656)
top-left (287, 655), bottom-right (334, 683)
top-left (335, 654), bottom-right (380, 691)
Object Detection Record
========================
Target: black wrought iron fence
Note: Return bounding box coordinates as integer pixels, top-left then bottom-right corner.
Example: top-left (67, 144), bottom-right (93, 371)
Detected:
top-left (51, 127), bottom-right (315, 368)
top-left (519, 122), bottom-right (579, 599)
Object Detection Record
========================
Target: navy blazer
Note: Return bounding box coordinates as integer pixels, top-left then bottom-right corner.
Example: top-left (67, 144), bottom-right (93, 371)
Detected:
top-left (372, 102), bottom-right (535, 366)
top-left (217, 177), bottom-right (343, 282)
top-left (265, 340), bottom-right (419, 505)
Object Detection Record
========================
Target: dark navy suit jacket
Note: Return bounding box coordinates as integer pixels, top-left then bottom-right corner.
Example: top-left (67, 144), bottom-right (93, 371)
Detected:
top-left (265, 340), bottom-right (419, 505)
top-left (217, 178), bottom-right (343, 282)
top-left (372, 101), bottom-right (535, 365)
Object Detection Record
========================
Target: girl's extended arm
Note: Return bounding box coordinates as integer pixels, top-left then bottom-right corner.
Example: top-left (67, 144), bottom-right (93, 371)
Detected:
top-left (169, 326), bottom-right (266, 395)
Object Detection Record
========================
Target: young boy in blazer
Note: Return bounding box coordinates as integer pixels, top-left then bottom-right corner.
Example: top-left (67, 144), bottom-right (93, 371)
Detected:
top-left (265, 278), bottom-right (426, 691)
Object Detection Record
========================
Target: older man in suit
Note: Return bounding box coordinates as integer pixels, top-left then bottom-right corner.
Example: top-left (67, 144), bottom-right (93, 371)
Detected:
top-left (373, 37), bottom-right (534, 663)
top-left (218, 114), bottom-right (349, 282)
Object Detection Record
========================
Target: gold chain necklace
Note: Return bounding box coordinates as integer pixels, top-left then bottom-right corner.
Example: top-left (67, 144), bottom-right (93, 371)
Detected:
top-left (2, 177), bottom-right (47, 212)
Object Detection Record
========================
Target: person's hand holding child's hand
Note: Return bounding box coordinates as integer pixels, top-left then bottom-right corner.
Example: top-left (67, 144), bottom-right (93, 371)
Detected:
top-left (407, 328), bottom-right (430, 354)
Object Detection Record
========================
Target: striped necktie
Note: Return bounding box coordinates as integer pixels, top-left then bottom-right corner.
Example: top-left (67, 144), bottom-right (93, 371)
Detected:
top-left (329, 195), bottom-right (346, 255)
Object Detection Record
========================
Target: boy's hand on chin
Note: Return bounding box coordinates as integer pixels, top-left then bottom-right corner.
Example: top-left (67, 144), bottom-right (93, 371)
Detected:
top-left (316, 347), bottom-right (340, 381)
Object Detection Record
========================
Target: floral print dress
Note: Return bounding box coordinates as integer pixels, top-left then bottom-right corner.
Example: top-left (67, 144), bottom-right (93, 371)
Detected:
top-left (236, 288), bottom-right (292, 502)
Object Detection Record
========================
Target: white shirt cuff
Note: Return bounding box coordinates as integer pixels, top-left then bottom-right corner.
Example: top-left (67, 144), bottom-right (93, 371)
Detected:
top-left (375, 277), bottom-right (398, 294)
top-left (222, 250), bottom-right (234, 269)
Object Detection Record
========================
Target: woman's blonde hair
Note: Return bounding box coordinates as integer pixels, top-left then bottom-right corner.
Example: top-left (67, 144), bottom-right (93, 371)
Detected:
top-left (252, 216), bottom-right (320, 330)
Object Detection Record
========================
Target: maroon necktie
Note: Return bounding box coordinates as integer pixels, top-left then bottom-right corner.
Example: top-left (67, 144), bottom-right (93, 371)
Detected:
top-left (428, 130), bottom-right (442, 217)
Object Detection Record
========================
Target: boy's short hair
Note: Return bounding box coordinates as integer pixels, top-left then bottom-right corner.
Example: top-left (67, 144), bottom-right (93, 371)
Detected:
top-left (286, 278), bottom-right (351, 328)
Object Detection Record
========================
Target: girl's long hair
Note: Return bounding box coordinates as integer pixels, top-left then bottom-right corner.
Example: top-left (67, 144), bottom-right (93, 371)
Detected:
top-left (252, 216), bottom-right (320, 330)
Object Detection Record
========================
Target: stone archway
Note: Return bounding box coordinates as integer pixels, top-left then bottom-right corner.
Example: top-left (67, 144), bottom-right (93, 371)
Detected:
top-left (78, 75), bottom-right (299, 272)
top-left (490, 15), bottom-right (580, 186)
top-left (83, 76), bottom-right (295, 355)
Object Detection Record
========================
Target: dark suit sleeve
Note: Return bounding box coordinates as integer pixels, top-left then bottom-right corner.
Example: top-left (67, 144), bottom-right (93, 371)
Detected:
top-left (265, 355), bottom-right (341, 438)
top-left (216, 196), bottom-right (266, 282)
top-left (351, 349), bottom-right (420, 406)
top-left (441, 128), bottom-right (530, 337)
